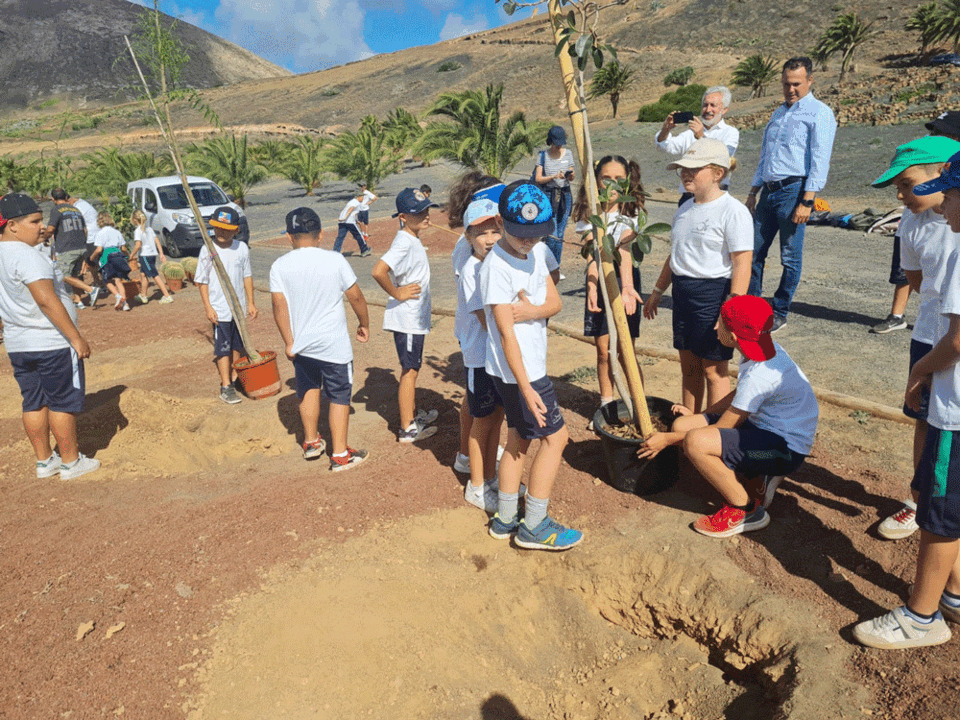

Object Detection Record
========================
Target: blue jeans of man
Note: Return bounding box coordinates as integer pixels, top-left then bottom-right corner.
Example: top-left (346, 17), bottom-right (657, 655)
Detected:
top-left (333, 222), bottom-right (370, 254)
top-left (543, 186), bottom-right (571, 267)
top-left (748, 184), bottom-right (805, 319)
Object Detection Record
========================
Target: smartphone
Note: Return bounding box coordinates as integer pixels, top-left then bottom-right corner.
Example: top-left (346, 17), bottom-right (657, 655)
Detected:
top-left (673, 111), bottom-right (695, 124)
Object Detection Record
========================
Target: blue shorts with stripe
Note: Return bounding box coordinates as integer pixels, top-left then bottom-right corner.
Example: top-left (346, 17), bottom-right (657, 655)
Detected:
top-left (9, 347), bottom-right (86, 413)
top-left (466, 366), bottom-right (502, 418)
top-left (393, 332), bottom-right (425, 371)
top-left (493, 375), bottom-right (564, 441)
top-left (213, 321), bottom-right (246, 358)
top-left (293, 356), bottom-right (353, 405)
top-left (911, 425), bottom-right (960, 538)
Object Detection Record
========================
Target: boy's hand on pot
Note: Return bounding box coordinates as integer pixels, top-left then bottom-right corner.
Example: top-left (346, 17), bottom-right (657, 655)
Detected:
top-left (671, 404), bottom-right (692, 417)
top-left (522, 386), bottom-right (547, 428)
top-left (638, 432), bottom-right (668, 459)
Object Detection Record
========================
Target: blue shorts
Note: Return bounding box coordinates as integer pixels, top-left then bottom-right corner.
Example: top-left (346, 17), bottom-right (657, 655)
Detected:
top-left (903, 339), bottom-right (932, 421)
top-left (393, 332), bottom-right (425, 371)
top-left (139, 255), bottom-right (159, 278)
top-left (467, 366), bottom-right (502, 418)
top-left (493, 375), bottom-right (565, 441)
top-left (911, 425), bottom-right (960, 538)
top-left (704, 415), bottom-right (806, 479)
top-left (213, 321), bottom-right (246, 358)
top-left (293, 356), bottom-right (353, 405)
top-left (671, 274), bottom-right (733, 362)
top-left (357, 210), bottom-right (369, 225)
top-left (583, 265), bottom-right (642, 338)
top-left (9, 347), bottom-right (85, 413)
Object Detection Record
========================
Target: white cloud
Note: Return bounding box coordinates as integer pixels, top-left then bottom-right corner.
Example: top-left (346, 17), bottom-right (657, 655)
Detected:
top-left (438, 12), bottom-right (488, 41)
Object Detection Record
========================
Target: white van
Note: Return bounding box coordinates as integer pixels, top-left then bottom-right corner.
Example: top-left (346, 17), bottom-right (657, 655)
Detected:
top-left (126, 176), bottom-right (250, 257)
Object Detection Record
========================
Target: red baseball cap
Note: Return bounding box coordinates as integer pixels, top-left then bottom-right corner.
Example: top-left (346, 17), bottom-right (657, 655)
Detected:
top-left (720, 295), bottom-right (776, 362)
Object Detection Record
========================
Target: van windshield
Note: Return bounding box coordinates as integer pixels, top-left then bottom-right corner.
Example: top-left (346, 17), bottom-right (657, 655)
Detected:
top-left (158, 183), bottom-right (229, 210)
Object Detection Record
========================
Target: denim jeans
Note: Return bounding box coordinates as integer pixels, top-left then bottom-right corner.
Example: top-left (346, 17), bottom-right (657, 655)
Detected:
top-left (748, 184), bottom-right (805, 319)
top-left (543, 186), bottom-right (572, 267)
top-left (333, 222), bottom-right (369, 254)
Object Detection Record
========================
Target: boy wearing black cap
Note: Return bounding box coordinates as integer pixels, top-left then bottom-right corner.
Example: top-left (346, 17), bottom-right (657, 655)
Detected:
top-left (271, 208), bottom-right (371, 471)
top-left (481, 180), bottom-right (581, 551)
top-left (639, 295), bottom-right (818, 538)
top-left (196, 206), bottom-right (258, 404)
top-left (0, 193), bottom-right (99, 480)
top-left (372, 187), bottom-right (440, 442)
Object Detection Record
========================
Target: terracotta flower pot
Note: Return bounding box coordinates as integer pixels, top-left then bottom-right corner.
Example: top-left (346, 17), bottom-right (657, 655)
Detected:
top-left (233, 350), bottom-right (281, 399)
top-left (165, 277), bottom-right (184, 292)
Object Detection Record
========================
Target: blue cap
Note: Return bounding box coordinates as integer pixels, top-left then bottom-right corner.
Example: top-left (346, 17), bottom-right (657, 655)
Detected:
top-left (392, 187), bottom-right (439, 218)
top-left (472, 183), bottom-right (506, 204)
top-left (463, 198), bottom-right (499, 229)
top-left (914, 150), bottom-right (960, 196)
top-left (547, 126), bottom-right (567, 147)
top-left (498, 180), bottom-right (555, 239)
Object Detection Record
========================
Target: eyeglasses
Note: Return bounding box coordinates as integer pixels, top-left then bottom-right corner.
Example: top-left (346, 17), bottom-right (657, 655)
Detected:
top-left (676, 166), bottom-right (710, 178)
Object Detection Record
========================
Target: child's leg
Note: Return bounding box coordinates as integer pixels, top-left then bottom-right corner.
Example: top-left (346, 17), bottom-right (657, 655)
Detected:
top-left (468, 414), bottom-right (490, 489)
top-left (299, 388), bottom-right (322, 444)
top-left (497, 429), bottom-right (530, 495)
top-left (459, 399), bottom-right (472, 459)
top-left (908, 531), bottom-right (960, 615)
top-left (683, 426), bottom-right (749, 506)
top-left (328, 401), bottom-right (350, 456)
top-left (22, 408), bottom-right (54, 461)
top-left (483, 407), bottom-right (505, 479)
top-left (47, 410), bottom-right (79, 464)
top-left (596, 333), bottom-right (614, 400)
top-left (215, 356), bottom-right (233, 388)
top-left (398, 368), bottom-right (418, 429)
top-left (891, 283), bottom-right (911, 318)
top-left (230, 349), bottom-right (244, 385)
top-left (139, 272), bottom-right (149, 296)
top-left (914, 419), bottom-right (929, 470)
top-left (702, 359), bottom-right (730, 409)
top-left (678, 350), bottom-right (705, 413)
top-left (526, 425), bottom-right (569, 502)
top-left (155, 273), bottom-right (172, 297)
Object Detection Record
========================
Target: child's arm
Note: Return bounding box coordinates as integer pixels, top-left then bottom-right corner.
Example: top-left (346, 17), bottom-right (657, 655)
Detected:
top-left (729, 249), bottom-right (752, 296)
top-left (586, 259), bottom-right (601, 312)
top-left (639, 391), bottom-right (742, 459)
top-left (905, 269), bottom-right (922, 294)
top-left (198, 283), bottom-right (218, 324)
top-left (511, 274), bottom-right (562, 324)
top-left (271, 292), bottom-right (295, 359)
top-left (643, 256), bottom-right (673, 319)
top-left (907, 314), bottom-right (960, 410)
top-left (130, 240), bottom-right (142, 261)
top-left (617, 232), bottom-right (641, 315)
top-left (243, 276), bottom-right (258, 318)
top-left (26, 279), bottom-right (90, 358)
top-left (371, 259), bottom-right (420, 301)
top-left (492, 303), bottom-right (547, 426)
top-left (344, 283), bottom-right (370, 343)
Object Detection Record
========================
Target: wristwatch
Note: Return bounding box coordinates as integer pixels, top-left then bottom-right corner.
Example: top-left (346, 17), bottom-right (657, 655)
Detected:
top-left (799, 198), bottom-right (815, 208)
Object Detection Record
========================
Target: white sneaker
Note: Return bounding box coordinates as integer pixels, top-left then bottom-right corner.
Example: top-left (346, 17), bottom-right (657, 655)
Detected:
top-left (453, 452), bottom-right (471, 474)
top-left (878, 500), bottom-right (919, 540)
top-left (158, 296), bottom-right (174, 305)
top-left (398, 420), bottom-right (438, 443)
top-left (415, 408), bottom-right (439, 425)
top-left (59, 454), bottom-right (101, 480)
top-left (36, 452), bottom-right (61, 478)
top-left (853, 606), bottom-right (952, 649)
top-left (558, 273), bottom-right (566, 281)
top-left (88, 286), bottom-right (101, 306)
top-left (464, 479), bottom-right (498, 513)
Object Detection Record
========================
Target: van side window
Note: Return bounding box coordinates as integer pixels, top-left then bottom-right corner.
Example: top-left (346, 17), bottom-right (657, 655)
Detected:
top-left (133, 188), bottom-right (143, 208)
top-left (144, 189), bottom-right (158, 212)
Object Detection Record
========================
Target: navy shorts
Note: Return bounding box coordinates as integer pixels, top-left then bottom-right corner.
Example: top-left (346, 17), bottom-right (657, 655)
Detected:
top-left (903, 339), bottom-right (932, 421)
top-left (393, 332), bottom-right (425, 371)
top-left (357, 210), bottom-right (369, 225)
top-left (467, 366), bottom-right (502, 418)
top-left (671, 274), bottom-right (733, 362)
top-left (911, 425), bottom-right (960, 538)
top-left (139, 255), bottom-right (159, 278)
top-left (293, 356), bottom-right (353, 405)
top-left (9, 347), bottom-right (86, 413)
top-left (708, 417), bottom-right (806, 479)
top-left (213, 321), bottom-right (246, 358)
top-left (889, 234), bottom-right (908, 286)
top-left (493, 375), bottom-right (565, 441)
top-left (583, 265), bottom-right (642, 338)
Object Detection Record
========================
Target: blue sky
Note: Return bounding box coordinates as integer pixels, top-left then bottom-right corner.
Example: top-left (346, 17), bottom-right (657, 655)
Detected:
top-left (129, 0), bottom-right (529, 74)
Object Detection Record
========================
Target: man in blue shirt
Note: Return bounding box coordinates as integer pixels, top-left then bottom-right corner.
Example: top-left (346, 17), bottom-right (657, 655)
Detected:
top-left (746, 57), bottom-right (837, 332)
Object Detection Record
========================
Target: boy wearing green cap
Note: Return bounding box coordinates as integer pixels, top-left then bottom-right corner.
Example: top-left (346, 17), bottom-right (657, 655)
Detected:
top-left (869, 136), bottom-right (960, 542)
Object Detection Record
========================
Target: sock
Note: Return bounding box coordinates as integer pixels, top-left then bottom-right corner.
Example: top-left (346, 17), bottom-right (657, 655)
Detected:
top-left (467, 480), bottom-right (483, 492)
top-left (733, 502), bottom-right (753, 512)
top-left (332, 450), bottom-right (348, 458)
top-left (497, 491), bottom-right (519, 521)
top-left (903, 605), bottom-right (935, 623)
top-left (524, 494), bottom-right (549, 529)
top-left (892, 314), bottom-right (904, 319)
top-left (599, 396), bottom-right (616, 406)
top-left (942, 590), bottom-right (960, 608)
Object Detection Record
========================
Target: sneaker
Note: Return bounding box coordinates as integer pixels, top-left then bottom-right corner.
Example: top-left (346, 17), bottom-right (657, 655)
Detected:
top-left (941, 596), bottom-right (960, 625)
top-left (136, 294), bottom-right (150, 304)
top-left (515, 516), bottom-right (584, 551)
top-left (59, 454), bottom-right (101, 480)
top-left (693, 501), bottom-right (770, 538)
top-left (75, 300), bottom-right (86, 310)
top-left (465, 480), bottom-right (498, 513)
top-left (398, 419), bottom-right (438, 443)
top-left (746, 475), bottom-right (784, 509)
top-left (359, 248), bottom-right (372, 258)
top-left (114, 294), bottom-right (125, 311)
top-left (219, 385), bottom-right (242, 404)
top-left (870, 314), bottom-right (908, 335)
top-left (453, 451), bottom-right (471, 474)
top-left (489, 513), bottom-right (520, 540)
top-left (36, 452), bottom-right (61, 478)
top-left (88, 286), bottom-right (101, 307)
top-left (158, 295), bottom-right (174, 305)
top-left (853, 606), bottom-right (952, 649)
top-left (771, 315), bottom-right (787, 333)
top-left (330, 447), bottom-right (369, 472)
top-left (302, 437), bottom-right (326, 460)
top-left (415, 408), bottom-right (439, 425)
top-left (878, 501), bottom-right (918, 540)
top-left (122, 302), bottom-right (131, 312)
top-left (559, 273), bottom-right (566, 281)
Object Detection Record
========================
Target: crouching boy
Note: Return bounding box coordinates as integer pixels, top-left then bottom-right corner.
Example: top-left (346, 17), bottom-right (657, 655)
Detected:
top-left (639, 295), bottom-right (818, 537)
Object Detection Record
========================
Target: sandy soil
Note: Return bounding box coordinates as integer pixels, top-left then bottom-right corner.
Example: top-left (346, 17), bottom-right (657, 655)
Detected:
top-left (0, 248), bottom-right (958, 720)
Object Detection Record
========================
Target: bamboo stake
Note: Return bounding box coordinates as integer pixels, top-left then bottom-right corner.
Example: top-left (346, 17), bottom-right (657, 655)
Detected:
top-left (547, 0), bottom-right (652, 436)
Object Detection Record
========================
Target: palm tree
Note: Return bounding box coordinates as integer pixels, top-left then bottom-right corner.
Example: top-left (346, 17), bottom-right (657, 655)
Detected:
top-left (907, 2), bottom-right (942, 56)
top-left (382, 107), bottom-right (423, 157)
top-left (185, 134), bottom-right (267, 207)
top-left (587, 61), bottom-right (636, 118)
top-left (937, 0), bottom-right (960, 53)
top-left (412, 84), bottom-right (545, 179)
top-left (811, 12), bottom-right (879, 83)
top-left (325, 118), bottom-right (402, 190)
top-left (731, 55), bottom-right (779, 99)
top-left (76, 147), bottom-right (173, 198)
top-left (252, 139), bottom-right (293, 174)
top-left (281, 136), bottom-right (326, 196)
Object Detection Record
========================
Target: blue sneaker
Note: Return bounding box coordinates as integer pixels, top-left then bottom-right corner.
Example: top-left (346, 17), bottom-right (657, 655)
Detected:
top-left (515, 516), bottom-right (583, 551)
top-left (489, 513), bottom-right (519, 540)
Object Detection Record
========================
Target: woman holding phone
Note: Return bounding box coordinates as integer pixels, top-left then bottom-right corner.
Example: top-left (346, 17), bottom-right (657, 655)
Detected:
top-left (533, 125), bottom-right (576, 276)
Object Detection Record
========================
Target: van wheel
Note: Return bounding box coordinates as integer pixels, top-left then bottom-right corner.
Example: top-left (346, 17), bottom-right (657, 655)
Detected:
top-left (163, 230), bottom-right (182, 258)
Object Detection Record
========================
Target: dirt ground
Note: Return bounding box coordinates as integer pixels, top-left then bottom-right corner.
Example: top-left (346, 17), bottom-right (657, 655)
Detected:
top-left (1, 236), bottom-right (959, 719)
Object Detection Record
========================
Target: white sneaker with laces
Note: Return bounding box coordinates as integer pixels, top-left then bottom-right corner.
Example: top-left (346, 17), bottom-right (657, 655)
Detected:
top-left (36, 452), bottom-right (62, 478)
top-left (59, 454), bottom-right (101, 480)
top-left (464, 480), bottom-right (498, 513)
top-left (453, 452), bottom-right (470, 474)
top-left (415, 408), bottom-right (439, 425)
top-left (853, 606), bottom-right (952, 649)
top-left (878, 500), bottom-right (919, 540)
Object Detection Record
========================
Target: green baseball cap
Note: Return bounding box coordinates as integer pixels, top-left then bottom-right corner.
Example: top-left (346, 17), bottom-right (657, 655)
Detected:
top-left (872, 136), bottom-right (960, 187)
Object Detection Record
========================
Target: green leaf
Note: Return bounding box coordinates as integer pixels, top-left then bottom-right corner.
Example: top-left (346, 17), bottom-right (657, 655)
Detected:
top-left (643, 222), bottom-right (672, 235)
top-left (554, 36), bottom-right (569, 56)
top-left (503, 1), bottom-right (515, 16)
top-left (588, 214), bottom-right (605, 228)
top-left (575, 34), bottom-right (590, 58)
top-left (600, 231), bottom-right (615, 260)
top-left (578, 51), bottom-right (589, 71)
top-left (634, 234), bottom-right (653, 256)
top-left (567, 11), bottom-right (575, 28)
top-left (605, 44), bottom-right (619, 62)
top-left (593, 47), bottom-right (604, 69)
top-left (630, 241), bottom-right (646, 267)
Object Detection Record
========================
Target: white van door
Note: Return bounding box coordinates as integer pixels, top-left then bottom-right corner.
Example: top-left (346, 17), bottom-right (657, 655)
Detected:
top-left (143, 188), bottom-right (162, 234)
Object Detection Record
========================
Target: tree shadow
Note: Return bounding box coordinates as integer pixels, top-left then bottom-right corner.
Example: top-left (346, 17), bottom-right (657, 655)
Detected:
top-left (778, 300), bottom-right (880, 328)
top-left (480, 694), bottom-right (532, 720)
top-left (77, 384), bottom-right (128, 456)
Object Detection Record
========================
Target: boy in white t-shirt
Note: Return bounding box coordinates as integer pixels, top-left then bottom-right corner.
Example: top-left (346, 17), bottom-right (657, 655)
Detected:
top-left (271, 208), bottom-right (371, 471)
top-left (356, 183), bottom-right (377, 240)
top-left (334, 192), bottom-right (371, 257)
top-left (372, 187), bottom-right (440, 442)
top-left (870, 136), bottom-right (960, 541)
top-left (853, 154), bottom-right (960, 649)
top-left (481, 181), bottom-right (581, 551)
top-left (639, 295), bottom-right (819, 538)
top-left (195, 206), bottom-right (258, 404)
top-left (0, 193), bottom-right (99, 480)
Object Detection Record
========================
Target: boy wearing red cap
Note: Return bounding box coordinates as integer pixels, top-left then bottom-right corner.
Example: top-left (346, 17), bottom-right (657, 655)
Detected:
top-left (639, 295), bottom-right (819, 537)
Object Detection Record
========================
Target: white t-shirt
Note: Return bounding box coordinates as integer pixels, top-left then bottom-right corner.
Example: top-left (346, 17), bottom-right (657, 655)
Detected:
top-left (339, 199), bottom-right (362, 226)
top-left (93, 226), bottom-right (125, 250)
top-left (654, 119), bottom-right (740, 193)
top-left (381, 229), bottom-right (431, 334)
top-left (733, 342), bottom-right (819, 454)
top-left (574, 212), bottom-right (637, 247)
top-left (269, 247), bottom-right (358, 364)
top-left (73, 198), bottom-right (99, 241)
top-left (134, 226), bottom-right (159, 257)
top-left (0, 240), bottom-right (77, 353)
top-left (452, 234), bottom-right (471, 277)
top-left (195, 240), bottom-right (251, 323)
top-left (481, 241), bottom-right (558, 384)
top-left (898, 208), bottom-right (960, 346)
top-left (928, 247), bottom-right (960, 430)
top-left (358, 190), bottom-right (377, 212)
top-left (670, 192), bottom-right (753, 279)
top-left (457, 253), bottom-right (487, 368)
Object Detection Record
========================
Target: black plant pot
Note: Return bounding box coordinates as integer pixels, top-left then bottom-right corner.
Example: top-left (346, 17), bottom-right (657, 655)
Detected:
top-left (593, 397), bottom-right (679, 496)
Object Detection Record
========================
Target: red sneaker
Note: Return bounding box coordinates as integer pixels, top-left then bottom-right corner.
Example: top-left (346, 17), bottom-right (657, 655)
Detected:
top-left (693, 501), bottom-right (770, 538)
top-left (302, 437), bottom-right (326, 460)
top-left (330, 447), bottom-right (369, 472)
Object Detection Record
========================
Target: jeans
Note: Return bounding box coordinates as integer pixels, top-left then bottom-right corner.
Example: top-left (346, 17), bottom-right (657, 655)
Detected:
top-left (543, 186), bottom-right (571, 267)
top-left (333, 223), bottom-right (369, 254)
top-left (748, 184), bottom-right (805, 319)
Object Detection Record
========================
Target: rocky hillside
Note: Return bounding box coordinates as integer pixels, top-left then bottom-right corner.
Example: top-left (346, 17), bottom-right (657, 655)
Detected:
top-left (0, 0), bottom-right (289, 110)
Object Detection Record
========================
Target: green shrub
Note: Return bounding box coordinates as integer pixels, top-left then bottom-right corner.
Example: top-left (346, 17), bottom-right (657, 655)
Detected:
top-left (663, 66), bottom-right (695, 87)
top-left (161, 261), bottom-right (185, 280)
top-left (320, 88), bottom-right (340, 97)
top-left (437, 60), bottom-right (462, 72)
top-left (636, 84), bottom-right (707, 122)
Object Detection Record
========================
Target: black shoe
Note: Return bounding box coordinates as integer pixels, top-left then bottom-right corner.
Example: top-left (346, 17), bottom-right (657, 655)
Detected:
top-left (771, 315), bottom-right (787, 333)
top-left (870, 314), bottom-right (907, 334)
